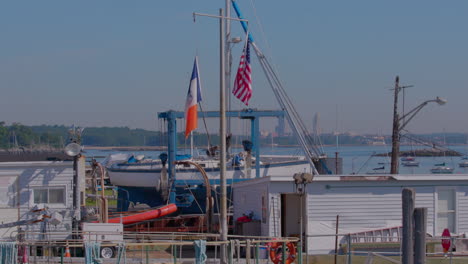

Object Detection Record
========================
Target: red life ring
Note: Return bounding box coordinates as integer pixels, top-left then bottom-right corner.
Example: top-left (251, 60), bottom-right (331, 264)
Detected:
top-left (268, 242), bottom-right (296, 264)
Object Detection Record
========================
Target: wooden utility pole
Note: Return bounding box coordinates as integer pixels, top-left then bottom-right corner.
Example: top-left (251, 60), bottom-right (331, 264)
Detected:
top-left (390, 76), bottom-right (400, 174)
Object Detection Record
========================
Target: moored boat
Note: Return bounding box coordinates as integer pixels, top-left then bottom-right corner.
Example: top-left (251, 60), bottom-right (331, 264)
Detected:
top-left (430, 164), bottom-right (454, 174)
top-left (402, 160), bottom-right (420, 167)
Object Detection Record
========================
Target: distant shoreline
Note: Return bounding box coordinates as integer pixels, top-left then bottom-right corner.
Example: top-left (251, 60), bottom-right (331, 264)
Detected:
top-left (84, 146), bottom-right (167, 151)
top-left (83, 143), bottom-right (468, 152)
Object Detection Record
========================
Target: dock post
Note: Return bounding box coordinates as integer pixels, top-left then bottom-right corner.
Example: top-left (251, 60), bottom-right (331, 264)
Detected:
top-left (246, 239), bottom-right (251, 264)
top-left (297, 241), bottom-right (302, 264)
top-left (282, 242), bottom-right (286, 264)
top-left (347, 234), bottom-right (352, 264)
top-left (402, 188), bottom-right (415, 264)
top-left (255, 242), bottom-right (259, 264)
top-left (414, 207), bottom-right (427, 264)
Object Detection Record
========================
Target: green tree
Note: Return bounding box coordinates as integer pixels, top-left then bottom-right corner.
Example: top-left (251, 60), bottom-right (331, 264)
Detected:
top-left (0, 122), bottom-right (8, 148)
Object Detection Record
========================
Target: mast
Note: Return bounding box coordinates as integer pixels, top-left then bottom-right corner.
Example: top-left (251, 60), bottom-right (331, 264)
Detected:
top-left (193, 11), bottom-right (249, 263)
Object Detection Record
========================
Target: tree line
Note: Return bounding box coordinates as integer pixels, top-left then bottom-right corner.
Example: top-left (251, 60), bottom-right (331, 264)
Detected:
top-left (0, 122), bottom-right (467, 149)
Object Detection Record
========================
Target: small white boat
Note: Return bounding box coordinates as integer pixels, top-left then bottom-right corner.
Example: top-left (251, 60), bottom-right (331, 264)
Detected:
top-left (402, 161), bottom-right (420, 167)
top-left (459, 161), bottom-right (468, 168)
top-left (401, 156), bottom-right (415, 162)
top-left (430, 166), bottom-right (454, 174)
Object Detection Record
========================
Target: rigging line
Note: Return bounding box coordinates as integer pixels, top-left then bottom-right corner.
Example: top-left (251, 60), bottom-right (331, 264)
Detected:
top-left (248, 0), bottom-right (275, 73)
top-left (198, 104), bottom-right (212, 149)
top-left (356, 151), bottom-right (377, 174)
top-left (246, 0), bottom-right (325, 156)
top-left (259, 53), bottom-right (322, 156)
top-left (259, 68), bottom-right (315, 162)
top-left (181, 178), bottom-right (204, 214)
top-left (401, 132), bottom-right (455, 153)
top-left (266, 60), bottom-right (323, 155)
top-left (257, 53), bottom-right (320, 160)
top-left (249, 20), bottom-right (325, 157)
top-left (210, 186), bottom-right (234, 205)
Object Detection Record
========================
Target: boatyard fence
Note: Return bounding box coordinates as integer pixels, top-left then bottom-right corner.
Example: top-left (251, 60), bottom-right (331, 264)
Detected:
top-left (305, 233), bottom-right (468, 264)
top-left (7, 230), bottom-right (299, 264)
top-left (5, 230), bottom-right (468, 263)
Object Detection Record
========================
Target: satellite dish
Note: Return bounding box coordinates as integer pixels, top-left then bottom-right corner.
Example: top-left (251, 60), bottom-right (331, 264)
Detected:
top-left (64, 143), bottom-right (82, 157)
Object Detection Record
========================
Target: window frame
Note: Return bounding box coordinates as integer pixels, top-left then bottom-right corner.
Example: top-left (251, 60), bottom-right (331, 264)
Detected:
top-left (31, 186), bottom-right (67, 207)
top-left (435, 187), bottom-right (457, 235)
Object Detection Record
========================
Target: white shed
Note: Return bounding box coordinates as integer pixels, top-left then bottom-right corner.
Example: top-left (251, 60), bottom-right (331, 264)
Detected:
top-left (0, 157), bottom-right (85, 240)
top-left (232, 174), bottom-right (468, 254)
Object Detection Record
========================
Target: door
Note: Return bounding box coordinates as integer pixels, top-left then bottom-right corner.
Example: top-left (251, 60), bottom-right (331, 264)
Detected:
top-left (281, 193), bottom-right (305, 238)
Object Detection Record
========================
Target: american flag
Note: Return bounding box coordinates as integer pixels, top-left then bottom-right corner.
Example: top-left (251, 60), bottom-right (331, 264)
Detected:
top-left (232, 40), bottom-right (252, 105)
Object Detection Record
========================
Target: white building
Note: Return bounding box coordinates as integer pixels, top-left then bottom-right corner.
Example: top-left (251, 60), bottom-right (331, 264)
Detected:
top-left (0, 157), bottom-right (85, 240)
top-left (232, 174), bottom-right (468, 254)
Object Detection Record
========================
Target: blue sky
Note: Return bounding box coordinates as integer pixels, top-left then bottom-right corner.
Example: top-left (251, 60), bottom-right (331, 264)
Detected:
top-left (1, 0), bottom-right (467, 134)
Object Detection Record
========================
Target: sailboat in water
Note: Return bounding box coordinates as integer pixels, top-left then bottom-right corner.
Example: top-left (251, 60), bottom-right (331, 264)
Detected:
top-left (430, 163), bottom-right (454, 174)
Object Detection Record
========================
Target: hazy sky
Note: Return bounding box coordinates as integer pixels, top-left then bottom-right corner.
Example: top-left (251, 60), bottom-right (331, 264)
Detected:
top-left (1, 0), bottom-right (467, 134)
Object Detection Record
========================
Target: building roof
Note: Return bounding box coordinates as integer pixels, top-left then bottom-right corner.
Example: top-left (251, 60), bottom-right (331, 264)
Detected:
top-left (0, 151), bottom-right (72, 162)
top-left (233, 173), bottom-right (468, 188)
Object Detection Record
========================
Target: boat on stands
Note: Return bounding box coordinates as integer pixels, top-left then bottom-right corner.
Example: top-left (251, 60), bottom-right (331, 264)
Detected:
top-left (105, 152), bottom-right (310, 188)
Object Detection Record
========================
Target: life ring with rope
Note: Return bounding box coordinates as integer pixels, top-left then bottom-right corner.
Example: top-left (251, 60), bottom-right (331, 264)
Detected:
top-left (267, 241), bottom-right (296, 264)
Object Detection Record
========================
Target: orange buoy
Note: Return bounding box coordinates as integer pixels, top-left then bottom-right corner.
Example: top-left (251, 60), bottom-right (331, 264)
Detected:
top-left (268, 242), bottom-right (296, 264)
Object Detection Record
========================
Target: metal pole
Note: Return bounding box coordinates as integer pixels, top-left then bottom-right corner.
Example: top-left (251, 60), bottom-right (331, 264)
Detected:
top-left (225, 0), bottom-right (232, 135)
top-left (390, 76), bottom-right (400, 174)
top-left (299, 191), bottom-right (303, 264)
top-left (450, 237), bottom-right (454, 264)
top-left (414, 208), bottom-right (427, 264)
top-left (335, 152), bottom-right (339, 174)
top-left (219, 8), bottom-right (228, 264)
top-left (402, 188), bottom-right (415, 264)
top-left (347, 234), bottom-right (352, 264)
top-left (335, 215), bottom-right (340, 264)
top-left (168, 112), bottom-right (177, 204)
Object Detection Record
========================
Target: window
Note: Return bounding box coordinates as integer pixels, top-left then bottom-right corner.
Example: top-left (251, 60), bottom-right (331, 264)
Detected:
top-left (33, 187), bottom-right (65, 204)
top-left (437, 189), bottom-right (456, 235)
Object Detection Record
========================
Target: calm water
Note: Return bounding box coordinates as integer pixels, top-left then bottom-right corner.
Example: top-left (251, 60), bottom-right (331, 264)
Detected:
top-left (83, 145), bottom-right (468, 175)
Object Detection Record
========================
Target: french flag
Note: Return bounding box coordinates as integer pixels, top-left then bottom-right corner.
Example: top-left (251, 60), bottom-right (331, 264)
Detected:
top-left (185, 57), bottom-right (202, 138)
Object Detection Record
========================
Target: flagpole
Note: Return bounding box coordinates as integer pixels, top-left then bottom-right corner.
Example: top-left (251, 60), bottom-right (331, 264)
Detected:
top-left (190, 131), bottom-right (194, 157)
top-left (192, 10), bottom-right (248, 264)
top-left (219, 8), bottom-right (228, 264)
top-left (225, 0), bottom-right (232, 137)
